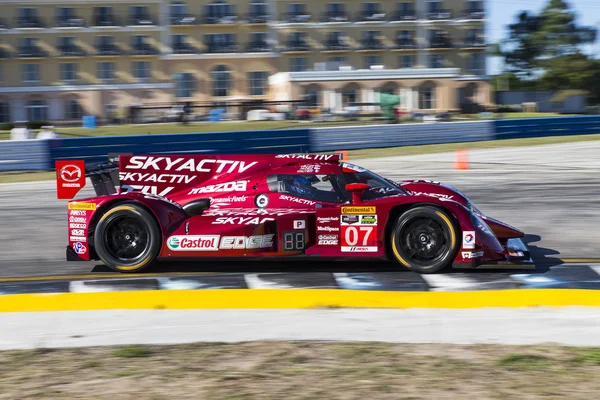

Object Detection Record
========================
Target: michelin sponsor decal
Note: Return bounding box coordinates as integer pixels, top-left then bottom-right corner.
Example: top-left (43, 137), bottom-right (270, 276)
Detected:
top-left (317, 226), bottom-right (339, 232)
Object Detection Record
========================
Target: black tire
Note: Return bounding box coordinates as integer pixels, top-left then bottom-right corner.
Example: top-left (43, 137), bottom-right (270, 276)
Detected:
top-left (390, 206), bottom-right (459, 274)
top-left (94, 203), bottom-right (161, 273)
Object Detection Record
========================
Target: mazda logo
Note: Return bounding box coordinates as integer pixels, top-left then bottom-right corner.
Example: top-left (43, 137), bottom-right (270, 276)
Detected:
top-left (60, 165), bottom-right (82, 183)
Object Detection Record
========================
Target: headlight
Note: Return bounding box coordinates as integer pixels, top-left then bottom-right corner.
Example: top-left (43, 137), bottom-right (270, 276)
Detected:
top-left (471, 213), bottom-right (494, 236)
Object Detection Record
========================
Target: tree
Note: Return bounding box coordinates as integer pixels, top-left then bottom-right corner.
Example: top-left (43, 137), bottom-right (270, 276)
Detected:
top-left (497, 0), bottom-right (596, 79)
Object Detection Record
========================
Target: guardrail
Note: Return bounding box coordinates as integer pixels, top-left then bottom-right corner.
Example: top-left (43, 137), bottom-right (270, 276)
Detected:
top-left (0, 116), bottom-right (598, 172)
top-left (0, 140), bottom-right (50, 171)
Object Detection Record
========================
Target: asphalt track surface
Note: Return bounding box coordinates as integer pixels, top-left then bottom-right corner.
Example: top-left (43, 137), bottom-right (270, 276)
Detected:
top-left (0, 141), bottom-right (599, 280)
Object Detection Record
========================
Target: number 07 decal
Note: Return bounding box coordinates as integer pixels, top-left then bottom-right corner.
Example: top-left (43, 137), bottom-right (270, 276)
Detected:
top-left (341, 225), bottom-right (378, 252)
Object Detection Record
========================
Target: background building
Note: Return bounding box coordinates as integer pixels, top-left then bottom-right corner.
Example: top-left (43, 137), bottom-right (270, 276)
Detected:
top-left (0, 0), bottom-right (488, 123)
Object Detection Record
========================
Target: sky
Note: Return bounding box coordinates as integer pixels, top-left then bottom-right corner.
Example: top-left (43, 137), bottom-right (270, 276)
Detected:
top-left (487, 0), bottom-right (600, 75)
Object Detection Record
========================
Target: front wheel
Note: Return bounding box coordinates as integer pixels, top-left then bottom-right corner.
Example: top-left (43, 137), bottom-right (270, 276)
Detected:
top-left (390, 206), bottom-right (459, 274)
top-left (94, 203), bottom-right (161, 273)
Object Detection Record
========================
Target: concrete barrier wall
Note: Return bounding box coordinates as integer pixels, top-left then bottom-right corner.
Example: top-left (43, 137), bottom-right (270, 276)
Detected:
top-left (0, 140), bottom-right (50, 171)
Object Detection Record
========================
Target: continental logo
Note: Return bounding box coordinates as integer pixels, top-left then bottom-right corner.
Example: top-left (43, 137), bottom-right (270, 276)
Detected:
top-left (341, 206), bottom-right (376, 215)
top-left (68, 202), bottom-right (97, 211)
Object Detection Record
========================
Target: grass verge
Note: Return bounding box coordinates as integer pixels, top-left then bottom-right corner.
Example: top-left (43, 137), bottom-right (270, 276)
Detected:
top-left (2, 342), bottom-right (600, 399)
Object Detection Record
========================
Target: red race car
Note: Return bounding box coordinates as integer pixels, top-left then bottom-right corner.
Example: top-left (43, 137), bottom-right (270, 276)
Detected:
top-left (58, 153), bottom-right (532, 274)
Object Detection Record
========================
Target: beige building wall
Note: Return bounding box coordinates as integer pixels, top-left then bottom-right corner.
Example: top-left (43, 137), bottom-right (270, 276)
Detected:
top-left (0, 0), bottom-right (488, 123)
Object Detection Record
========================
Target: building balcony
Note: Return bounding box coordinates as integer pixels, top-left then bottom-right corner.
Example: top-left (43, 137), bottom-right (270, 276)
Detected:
top-left (282, 42), bottom-right (311, 52)
top-left (394, 41), bottom-right (417, 49)
top-left (58, 46), bottom-right (87, 57)
top-left (170, 15), bottom-right (197, 25)
top-left (319, 13), bottom-right (349, 23)
top-left (428, 40), bottom-right (454, 49)
top-left (202, 14), bottom-right (238, 24)
top-left (17, 17), bottom-right (45, 28)
top-left (460, 9), bottom-right (485, 20)
top-left (131, 46), bottom-right (159, 55)
top-left (55, 17), bottom-right (86, 27)
top-left (390, 11), bottom-right (417, 21)
top-left (323, 42), bottom-right (352, 51)
top-left (128, 15), bottom-right (157, 26)
top-left (426, 10), bottom-right (453, 20)
top-left (282, 13), bottom-right (312, 23)
top-left (358, 40), bottom-right (386, 50)
top-left (205, 45), bottom-right (239, 53)
top-left (92, 16), bottom-right (121, 27)
top-left (172, 45), bottom-right (199, 54)
top-left (95, 46), bottom-right (124, 56)
top-left (244, 13), bottom-right (271, 23)
top-left (17, 47), bottom-right (48, 57)
top-left (356, 12), bottom-right (387, 22)
top-left (245, 42), bottom-right (273, 52)
top-left (460, 40), bottom-right (486, 49)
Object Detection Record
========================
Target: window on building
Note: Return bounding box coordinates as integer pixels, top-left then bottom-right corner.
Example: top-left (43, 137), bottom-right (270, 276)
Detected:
top-left (0, 64), bottom-right (3, 84)
top-left (419, 84), bottom-right (436, 110)
top-left (248, 71), bottom-right (268, 96)
top-left (21, 64), bottom-right (40, 84)
top-left (427, 0), bottom-right (442, 13)
top-left (399, 54), bottom-right (414, 68)
top-left (204, 33), bottom-right (236, 51)
top-left (60, 63), bottom-right (78, 82)
top-left (211, 65), bottom-right (231, 97)
top-left (174, 73), bottom-right (195, 98)
top-left (172, 34), bottom-right (187, 47)
top-left (26, 99), bottom-right (48, 121)
top-left (304, 86), bottom-right (320, 107)
top-left (330, 56), bottom-right (346, 66)
top-left (58, 36), bottom-right (76, 49)
top-left (290, 57), bottom-right (307, 72)
top-left (428, 54), bottom-right (443, 68)
top-left (342, 85), bottom-right (358, 107)
top-left (65, 99), bottom-right (83, 119)
top-left (18, 7), bottom-right (38, 20)
top-left (249, 1), bottom-right (268, 15)
top-left (130, 6), bottom-right (149, 19)
top-left (19, 37), bottom-right (37, 50)
top-left (364, 55), bottom-right (382, 69)
top-left (131, 35), bottom-right (148, 49)
top-left (207, 0), bottom-right (235, 17)
top-left (288, 3), bottom-right (307, 15)
top-left (381, 82), bottom-right (398, 95)
top-left (132, 61), bottom-right (151, 82)
top-left (361, 2), bottom-right (382, 15)
top-left (0, 101), bottom-right (10, 123)
top-left (326, 3), bottom-right (345, 16)
top-left (396, 2), bottom-right (415, 17)
top-left (97, 61), bottom-right (115, 82)
top-left (170, 1), bottom-right (187, 17)
top-left (57, 7), bottom-right (75, 20)
top-left (468, 53), bottom-right (485, 75)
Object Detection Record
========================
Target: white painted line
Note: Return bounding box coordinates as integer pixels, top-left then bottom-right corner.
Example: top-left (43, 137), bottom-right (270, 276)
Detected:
top-left (244, 274), bottom-right (293, 289)
top-left (421, 274), bottom-right (479, 291)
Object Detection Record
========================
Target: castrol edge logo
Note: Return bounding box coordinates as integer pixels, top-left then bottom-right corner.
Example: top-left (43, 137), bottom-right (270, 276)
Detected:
top-left (167, 235), bottom-right (219, 251)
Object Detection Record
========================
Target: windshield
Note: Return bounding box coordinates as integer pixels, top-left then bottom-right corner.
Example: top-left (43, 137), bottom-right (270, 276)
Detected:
top-left (341, 163), bottom-right (406, 200)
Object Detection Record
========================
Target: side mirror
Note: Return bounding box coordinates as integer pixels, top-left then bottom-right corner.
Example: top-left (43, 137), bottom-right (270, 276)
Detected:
top-left (182, 198), bottom-right (211, 217)
top-left (345, 183), bottom-right (370, 204)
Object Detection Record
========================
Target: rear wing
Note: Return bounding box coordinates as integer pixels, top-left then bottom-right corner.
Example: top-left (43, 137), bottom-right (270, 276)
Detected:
top-left (86, 157), bottom-right (120, 196)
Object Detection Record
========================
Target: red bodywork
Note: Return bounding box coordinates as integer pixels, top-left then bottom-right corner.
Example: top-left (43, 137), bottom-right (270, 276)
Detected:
top-left (63, 154), bottom-right (530, 269)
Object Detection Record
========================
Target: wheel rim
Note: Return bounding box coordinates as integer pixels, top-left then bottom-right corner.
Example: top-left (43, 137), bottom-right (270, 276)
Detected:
top-left (397, 217), bottom-right (450, 265)
top-left (103, 215), bottom-right (149, 262)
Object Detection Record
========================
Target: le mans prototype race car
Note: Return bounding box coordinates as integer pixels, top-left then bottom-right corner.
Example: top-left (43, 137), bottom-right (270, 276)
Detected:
top-left (57, 153), bottom-right (532, 274)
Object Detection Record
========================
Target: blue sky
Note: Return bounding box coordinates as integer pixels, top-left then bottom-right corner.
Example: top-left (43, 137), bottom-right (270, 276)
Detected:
top-left (488, 0), bottom-right (600, 75)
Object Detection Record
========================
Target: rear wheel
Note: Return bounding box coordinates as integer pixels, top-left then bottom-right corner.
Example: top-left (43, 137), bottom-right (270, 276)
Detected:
top-left (94, 203), bottom-right (161, 273)
top-left (390, 206), bottom-right (459, 274)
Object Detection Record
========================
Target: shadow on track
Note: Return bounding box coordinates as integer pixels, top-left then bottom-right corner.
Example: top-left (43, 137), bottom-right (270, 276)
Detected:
top-left (89, 233), bottom-right (565, 277)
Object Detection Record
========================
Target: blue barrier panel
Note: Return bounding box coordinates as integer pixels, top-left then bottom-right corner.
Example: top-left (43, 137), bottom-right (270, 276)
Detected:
top-left (494, 116), bottom-right (600, 140)
top-left (310, 121), bottom-right (495, 152)
top-left (0, 140), bottom-right (51, 171)
top-left (47, 129), bottom-right (311, 167)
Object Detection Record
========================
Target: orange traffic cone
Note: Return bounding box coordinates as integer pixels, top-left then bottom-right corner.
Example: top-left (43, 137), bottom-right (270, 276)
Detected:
top-left (454, 149), bottom-right (469, 170)
top-left (335, 150), bottom-right (348, 161)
